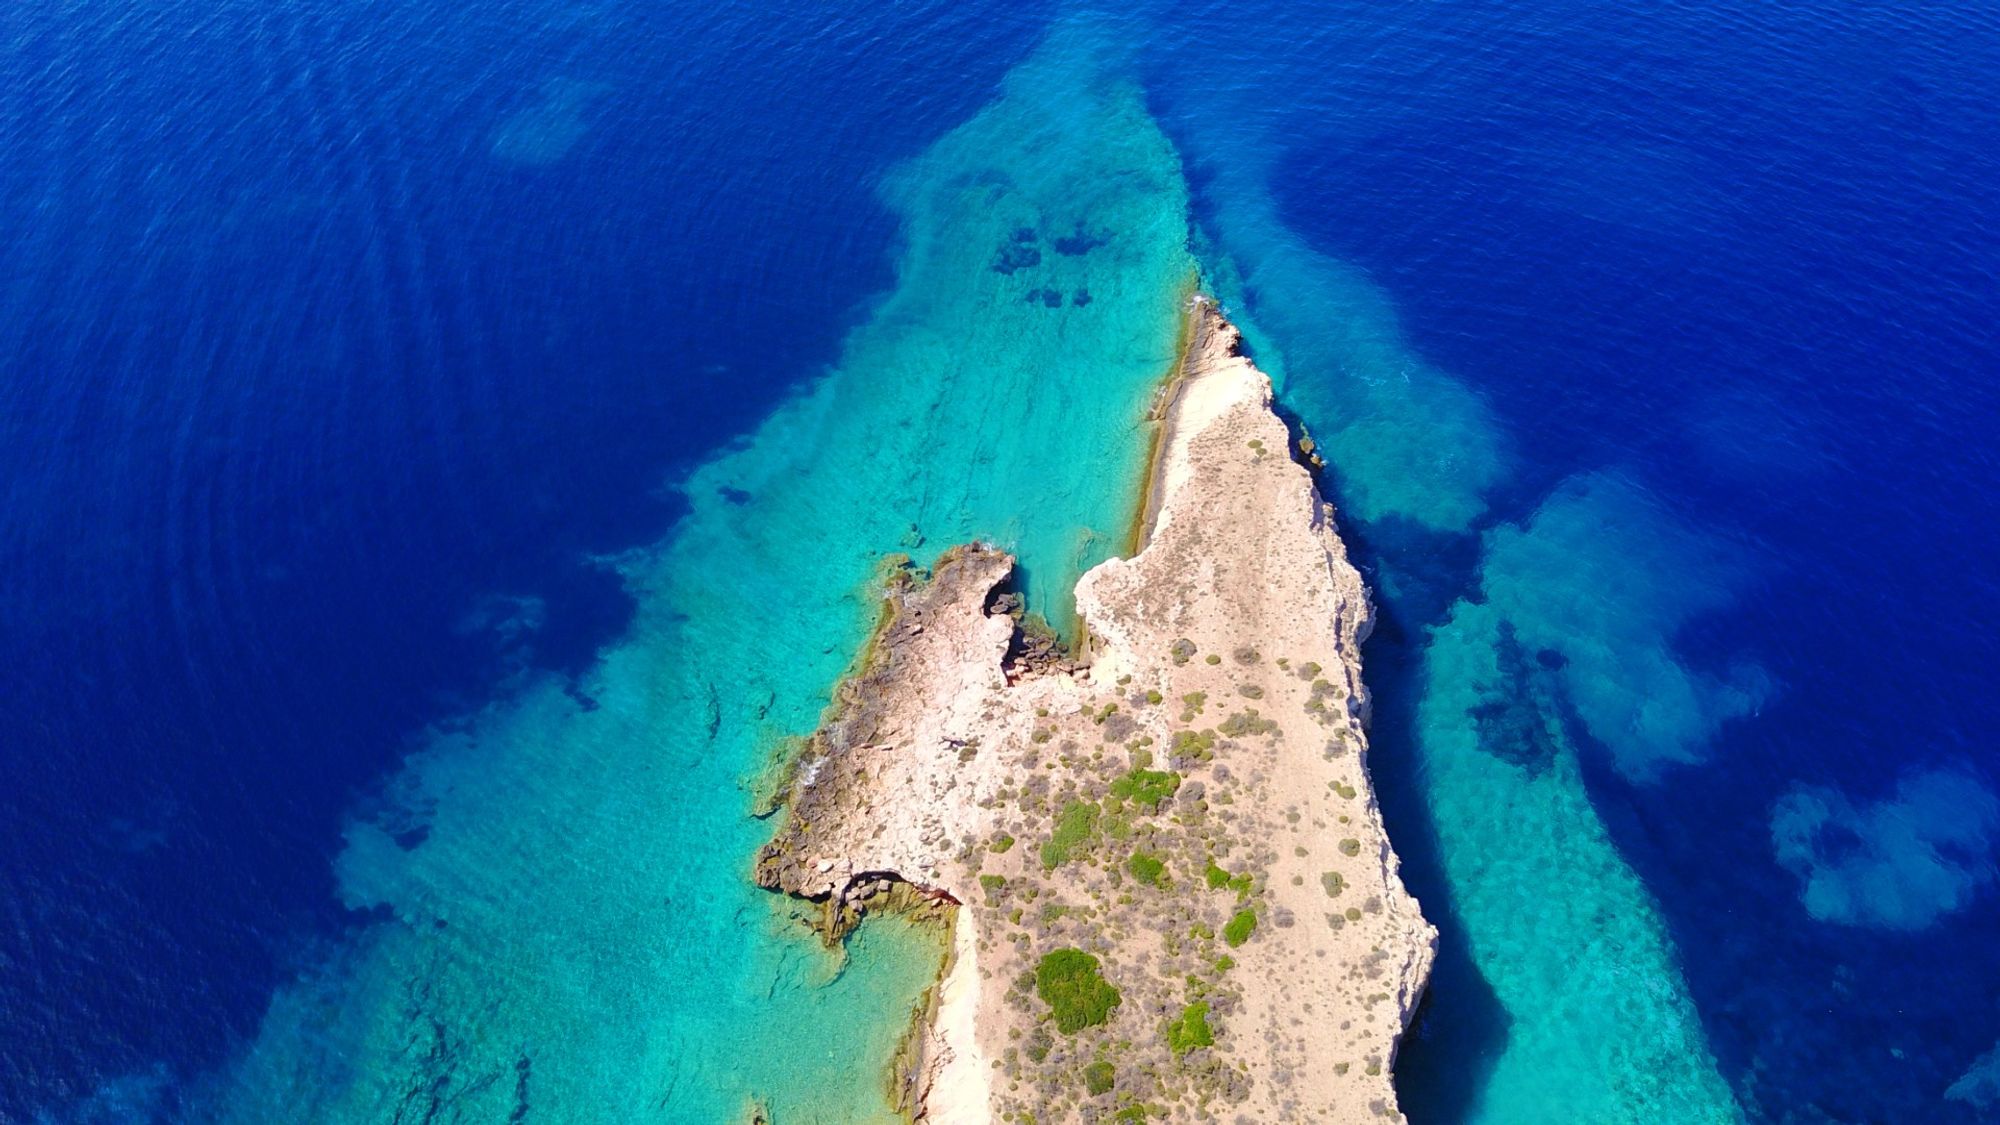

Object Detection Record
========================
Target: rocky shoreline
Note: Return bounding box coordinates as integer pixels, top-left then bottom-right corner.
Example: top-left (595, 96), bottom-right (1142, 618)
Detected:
top-left (755, 300), bottom-right (1435, 1122)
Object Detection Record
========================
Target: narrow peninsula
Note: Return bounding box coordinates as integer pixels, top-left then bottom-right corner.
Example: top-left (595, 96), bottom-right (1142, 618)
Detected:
top-left (755, 301), bottom-right (1436, 1122)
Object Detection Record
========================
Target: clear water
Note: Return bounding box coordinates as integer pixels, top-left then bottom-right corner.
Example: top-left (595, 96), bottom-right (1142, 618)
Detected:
top-left (5, 2), bottom-right (1999, 1122)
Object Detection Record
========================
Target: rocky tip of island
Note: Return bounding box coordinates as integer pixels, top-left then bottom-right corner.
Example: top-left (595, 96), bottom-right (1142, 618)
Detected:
top-left (753, 299), bottom-right (1436, 1123)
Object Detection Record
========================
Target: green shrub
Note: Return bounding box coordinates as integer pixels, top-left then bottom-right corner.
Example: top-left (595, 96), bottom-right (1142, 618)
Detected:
top-left (1166, 1000), bottom-right (1215, 1055)
top-left (990, 833), bottom-right (1016, 853)
top-left (1041, 801), bottom-right (1100, 868)
top-left (1339, 838), bottom-right (1362, 857)
top-left (1321, 871), bottom-right (1346, 898)
top-left (1035, 949), bottom-right (1121, 1033)
top-left (1205, 654), bottom-right (1222, 665)
top-left (1108, 767), bottom-right (1181, 811)
top-left (1144, 690), bottom-right (1164, 705)
top-left (1084, 1060), bottom-right (1117, 1096)
top-left (1170, 729), bottom-right (1216, 761)
top-left (1223, 909), bottom-right (1258, 947)
top-left (1204, 862), bottom-right (1253, 896)
top-left (1217, 709), bottom-right (1277, 737)
top-left (1127, 851), bottom-right (1166, 887)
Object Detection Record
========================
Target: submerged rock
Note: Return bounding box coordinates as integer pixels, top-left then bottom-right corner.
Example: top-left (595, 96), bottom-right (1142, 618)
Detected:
top-left (490, 78), bottom-right (610, 166)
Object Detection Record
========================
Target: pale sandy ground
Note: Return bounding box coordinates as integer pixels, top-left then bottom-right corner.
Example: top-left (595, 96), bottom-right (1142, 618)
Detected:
top-left (758, 301), bottom-right (1435, 1122)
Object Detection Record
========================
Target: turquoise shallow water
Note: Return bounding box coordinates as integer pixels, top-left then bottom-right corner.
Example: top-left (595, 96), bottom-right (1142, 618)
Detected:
top-left (1405, 475), bottom-right (1758, 1123)
top-left (200, 26), bottom-right (1195, 1121)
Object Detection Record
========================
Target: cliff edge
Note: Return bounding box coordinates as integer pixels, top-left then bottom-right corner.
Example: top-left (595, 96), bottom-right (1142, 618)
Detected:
top-left (756, 300), bottom-right (1436, 1122)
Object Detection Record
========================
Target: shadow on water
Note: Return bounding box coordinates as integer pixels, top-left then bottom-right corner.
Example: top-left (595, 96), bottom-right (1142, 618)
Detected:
top-left (1356, 543), bottom-right (1507, 1123)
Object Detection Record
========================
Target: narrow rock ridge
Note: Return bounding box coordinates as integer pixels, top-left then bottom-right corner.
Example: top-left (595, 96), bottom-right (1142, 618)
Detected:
top-left (756, 300), bottom-right (1436, 1122)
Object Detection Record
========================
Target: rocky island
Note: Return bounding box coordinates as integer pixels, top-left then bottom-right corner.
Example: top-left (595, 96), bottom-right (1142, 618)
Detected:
top-left (755, 301), bottom-right (1435, 1122)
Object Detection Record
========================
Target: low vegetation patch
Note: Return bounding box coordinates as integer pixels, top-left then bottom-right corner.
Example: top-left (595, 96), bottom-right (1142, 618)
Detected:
top-left (1170, 729), bottom-right (1216, 762)
top-left (1041, 801), bottom-right (1100, 868)
top-left (1166, 1000), bottom-right (1215, 1055)
top-left (1204, 862), bottom-right (1254, 896)
top-left (1084, 1060), bottom-right (1117, 1096)
top-left (1108, 767), bottom-right (1181, 812)
top-left (1223, 909), bottom-right (1258, 947)
top-left (1217, 709), bottom-right (1277, 738)
top-left (1035, 948), bottom-right (1121, 1033)
top-left (1127, 851), bottom-right (1166, 887)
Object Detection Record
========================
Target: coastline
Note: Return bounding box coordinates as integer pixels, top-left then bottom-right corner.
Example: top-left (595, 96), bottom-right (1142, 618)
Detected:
top-left (755, 299), bottom-right (1435, 1121)
top-left (1125, 271), bottom-right (1207, 556)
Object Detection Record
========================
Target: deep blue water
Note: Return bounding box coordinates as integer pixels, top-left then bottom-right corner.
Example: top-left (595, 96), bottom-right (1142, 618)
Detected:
top-left (5, 0), bottom-right (1999, 1120)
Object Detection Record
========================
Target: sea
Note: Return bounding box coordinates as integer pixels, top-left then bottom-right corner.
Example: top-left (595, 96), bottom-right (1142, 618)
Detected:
top-left (3, 1), bottom-right (1997, 1121)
